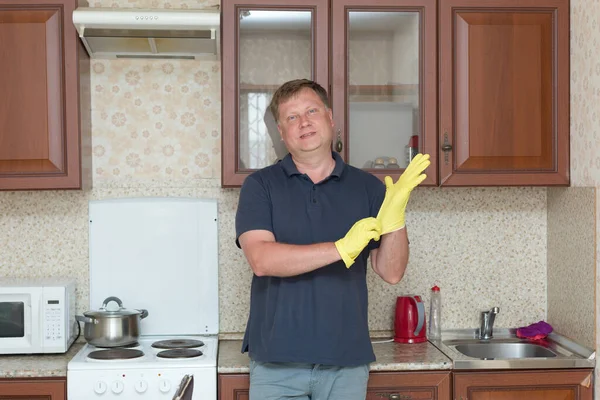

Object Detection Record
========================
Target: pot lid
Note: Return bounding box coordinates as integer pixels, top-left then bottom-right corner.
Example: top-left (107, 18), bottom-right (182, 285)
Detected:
top-left (84, 296), bottom-right (143, 317)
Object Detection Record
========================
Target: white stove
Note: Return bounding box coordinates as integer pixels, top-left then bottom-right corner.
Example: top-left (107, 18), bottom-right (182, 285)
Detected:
top-left (68, 197), bottom-right (220, 400)
top-left (68, 335), bottom-right (217, 398)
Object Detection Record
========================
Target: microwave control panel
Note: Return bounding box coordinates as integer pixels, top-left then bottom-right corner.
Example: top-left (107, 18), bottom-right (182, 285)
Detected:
top-left (42, 289), bottom-right (65, 345)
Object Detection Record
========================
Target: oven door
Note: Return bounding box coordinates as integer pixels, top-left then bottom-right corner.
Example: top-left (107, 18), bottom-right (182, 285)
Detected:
top-left (0, 292), bottom-right (40, 353)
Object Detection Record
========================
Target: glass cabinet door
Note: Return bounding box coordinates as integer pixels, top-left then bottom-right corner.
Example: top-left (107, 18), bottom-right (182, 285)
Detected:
top-left (221, 0), bottom-right (328, 187)
top-left (331, 0), bottom-right (436, 182)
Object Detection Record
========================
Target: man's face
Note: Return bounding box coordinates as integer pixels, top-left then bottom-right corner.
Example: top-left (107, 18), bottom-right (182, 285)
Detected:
top-left (276, 88), bottom-right (334, 157)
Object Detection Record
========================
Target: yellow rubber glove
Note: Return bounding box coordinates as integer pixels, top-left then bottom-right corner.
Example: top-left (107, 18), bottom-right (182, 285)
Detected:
top-left (376, 153), bottom-right (431, 234)
top-left (334, 217), bottom-right (382, 268)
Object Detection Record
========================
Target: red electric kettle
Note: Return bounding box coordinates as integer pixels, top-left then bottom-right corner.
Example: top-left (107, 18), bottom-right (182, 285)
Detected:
top-left (394, 295), bottom-right (427, 343)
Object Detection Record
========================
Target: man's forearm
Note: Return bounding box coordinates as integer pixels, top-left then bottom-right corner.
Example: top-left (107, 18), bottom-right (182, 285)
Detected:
top-left (372, 228), bottom-right (409, 284)
top-left (246, 241), bottom-right (342, 277)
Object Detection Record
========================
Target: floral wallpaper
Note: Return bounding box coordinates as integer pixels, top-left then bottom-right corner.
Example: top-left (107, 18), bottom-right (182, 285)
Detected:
top-left (91, 60), bottom-right (221, 181)
top-left (88, 0), bottom-right (218, 8)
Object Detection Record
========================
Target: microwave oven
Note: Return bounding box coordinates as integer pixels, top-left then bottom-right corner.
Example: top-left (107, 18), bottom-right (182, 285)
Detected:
top-left (0, 278), bottom-right (77, 354)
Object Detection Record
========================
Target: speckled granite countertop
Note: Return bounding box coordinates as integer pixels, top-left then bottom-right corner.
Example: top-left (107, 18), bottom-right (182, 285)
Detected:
top-left (0, 343), bottom-right (84, 378)
top-left (217, 339), bottom-right (452, 374)
top-left (0, 339), bottom-right (451, 378)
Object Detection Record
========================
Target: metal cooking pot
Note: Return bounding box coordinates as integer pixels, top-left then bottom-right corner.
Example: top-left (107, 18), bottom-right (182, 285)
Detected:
top-left (76, 296), bottom-right (149, 347)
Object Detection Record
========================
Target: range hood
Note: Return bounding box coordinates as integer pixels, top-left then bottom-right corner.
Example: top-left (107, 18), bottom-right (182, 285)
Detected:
top-left (72, 7), bottom-right (220, 60)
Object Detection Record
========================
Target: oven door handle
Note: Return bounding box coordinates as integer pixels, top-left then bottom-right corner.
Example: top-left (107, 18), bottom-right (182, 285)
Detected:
top-left (173, 374), bottom-right (194, 400)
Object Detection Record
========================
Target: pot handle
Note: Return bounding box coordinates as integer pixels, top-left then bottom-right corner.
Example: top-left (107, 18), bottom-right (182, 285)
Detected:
top-left (76, 315), bottom-right (96, 324)
top-left (137, 309), bottom-right (149, 319)
top-left (101, 296), bottom-right (124, 310)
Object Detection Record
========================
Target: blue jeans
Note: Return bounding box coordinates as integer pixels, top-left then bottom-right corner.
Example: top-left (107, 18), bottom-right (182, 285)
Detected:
top-left (249, 360), bottom-right (370, 400)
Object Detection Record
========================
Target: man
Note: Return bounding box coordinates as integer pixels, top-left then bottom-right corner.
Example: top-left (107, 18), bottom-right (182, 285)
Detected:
top-left (235, 79), bottom-right (430, 400)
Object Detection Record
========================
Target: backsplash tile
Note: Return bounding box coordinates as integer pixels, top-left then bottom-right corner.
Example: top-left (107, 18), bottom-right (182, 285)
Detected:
top-left (547, 187), bottom-right (595, 349)
top-left (0, 185), bottom-right (547, 334)
top-left (367, 187), bottom-right (547, 333)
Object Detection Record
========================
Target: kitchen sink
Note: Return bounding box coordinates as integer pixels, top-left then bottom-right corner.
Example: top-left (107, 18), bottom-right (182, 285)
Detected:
top-left (453, 341), bottom-right (557, 359)
top-left (430, 329), bottom-right (595, 370)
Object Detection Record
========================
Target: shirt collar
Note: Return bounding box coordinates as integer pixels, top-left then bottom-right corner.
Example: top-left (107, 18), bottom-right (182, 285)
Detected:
top-left (280, 152), bottom-right (345, 179)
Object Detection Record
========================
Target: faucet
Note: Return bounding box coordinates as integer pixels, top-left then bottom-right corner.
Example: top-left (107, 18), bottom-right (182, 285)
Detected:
top-left (479, 307), bottom-right (500, 339)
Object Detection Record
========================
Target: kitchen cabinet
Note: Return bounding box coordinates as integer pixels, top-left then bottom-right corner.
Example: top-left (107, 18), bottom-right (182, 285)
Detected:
top-left (0, 0), bottom-right (91, 190)
top-left (218, 371), bottom-right (451, 400)
top-left (221, 0), bottom-right (437, 187)
top-left (221, 0), bottom-right (568, 187)
top-left (366, 371), bottom-right (450, 399)
top-left (438, 0), bottom-right (569, 186)
top-left (454, 369), bottom-right (594, 400)
top-left (0, 377), bottom-right (66, 400)
top-left (219, 373), bottom-right (249, 400)
top-left (220, 369), bottom-right (594, 399)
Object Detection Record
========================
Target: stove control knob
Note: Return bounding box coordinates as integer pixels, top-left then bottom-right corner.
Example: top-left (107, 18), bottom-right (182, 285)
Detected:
top-left (111, 380), bottom-right (124, 394)
top-left (94, 381), bottom-right (107, 394)
top-left (159, 379), bottom-right (171, 393)
top-left (135, 380), bottom-right (148, 393)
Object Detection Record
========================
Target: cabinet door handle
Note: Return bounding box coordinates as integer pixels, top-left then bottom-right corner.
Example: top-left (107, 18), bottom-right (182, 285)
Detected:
top-left (377, 394), bottom-right (412, 400)
top-left (335, 129), bottom-right (343, 152)
top-left (441, 131), bottom-right (452, 165)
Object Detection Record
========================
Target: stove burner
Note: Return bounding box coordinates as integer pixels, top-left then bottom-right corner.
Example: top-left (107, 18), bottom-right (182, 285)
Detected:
top-left (88, 348), bottom-right (144, 360)
top-left (96, 342), bottom-right (140, 349)
top-left (157, 348), bottom-right (203, 359)
top-left (151, 339), bottom-right (204, 349)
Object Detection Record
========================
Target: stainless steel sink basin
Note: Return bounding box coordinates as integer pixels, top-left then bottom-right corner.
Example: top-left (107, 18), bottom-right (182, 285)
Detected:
top-left (430, 329), bottom-right (595, 370)
top-left (453, 342), bottom-right (557, 359)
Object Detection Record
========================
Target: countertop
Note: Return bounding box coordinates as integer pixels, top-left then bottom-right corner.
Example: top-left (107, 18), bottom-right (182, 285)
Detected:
top-left (217, 339), bottom-right (453, 374)
top-left (0, 339), bottom-right (452, 379)
top-left (0, 343), bottom-right (84, 379)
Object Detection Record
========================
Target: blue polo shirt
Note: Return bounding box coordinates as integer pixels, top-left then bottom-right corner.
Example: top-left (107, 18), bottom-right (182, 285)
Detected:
top-left (235, 152), bottom-right (385, 366)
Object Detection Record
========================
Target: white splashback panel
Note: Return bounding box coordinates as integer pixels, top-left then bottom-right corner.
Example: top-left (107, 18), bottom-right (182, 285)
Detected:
top-left (89, 197), bottom-right (219, 335)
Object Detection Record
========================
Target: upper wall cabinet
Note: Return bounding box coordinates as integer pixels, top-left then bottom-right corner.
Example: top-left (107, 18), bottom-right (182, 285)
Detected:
top-left (331, 0), bottom-right (438, 186)
top-left (221, 0), bottom-right (329, 187)
top-left (221, 0), bottom-right (569, 187)
top-left (439, 0), bottom-right (569, 186)
top-left (0, 0), bottom-right (91, 190)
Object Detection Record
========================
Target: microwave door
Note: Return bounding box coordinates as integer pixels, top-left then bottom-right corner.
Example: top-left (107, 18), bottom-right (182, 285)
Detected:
top-left (0, 293), bottom-right (34, 352)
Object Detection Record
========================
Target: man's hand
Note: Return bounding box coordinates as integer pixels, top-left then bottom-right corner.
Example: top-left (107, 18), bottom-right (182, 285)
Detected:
top-left (335, 217), bottom-right (382, 268)
top-left (377, 153), bottom-right (431, 234)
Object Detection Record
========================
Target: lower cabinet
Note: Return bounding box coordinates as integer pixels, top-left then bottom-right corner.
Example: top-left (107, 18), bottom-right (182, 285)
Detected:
top-left (219, 374), bottom-right (249, 400)
top-left (0, 378), bottom-right (66, 400)
top-left (219, 369), bottom-right (595, 400)
top-left (454, 369), bottom-right (594, 400)
top-left (218, 371), bottom-right (451, 400)
top-left (367, 371), bottom-right (451, 399)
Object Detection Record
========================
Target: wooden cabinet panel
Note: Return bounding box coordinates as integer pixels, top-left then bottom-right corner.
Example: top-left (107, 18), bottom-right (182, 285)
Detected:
top-left (221, 0), bottom-right (329, 187)
top-left (219, 369), bottom-right (593, 400)
top-left (367, 371), bottom-right (451, 400)
top-left (330, 0), bottom-right (438, 185)
top-left (219, 374), bottom-right (250, 400)
top-left (454, 369), bottom-right (593, 400)
top-left (221, 0), bottom-right (570, 187)
top-left (219, 371), bottom-right (451, 400)
top-left (439, 0), bottom-right (569, 186)
top-left (0, 378), bottom-right (66, 400)
top-left (0, 0), bottom-right (91, 190)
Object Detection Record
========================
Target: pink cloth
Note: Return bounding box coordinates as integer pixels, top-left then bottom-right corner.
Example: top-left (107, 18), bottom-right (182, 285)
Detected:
top-left (516, 321), bottom-right (553, 340)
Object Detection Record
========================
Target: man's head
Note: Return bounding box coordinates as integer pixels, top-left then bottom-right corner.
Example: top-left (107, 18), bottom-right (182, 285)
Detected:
top-left (268, 79), bottom-right (334, 159)
top-left (269, 79), bottom-right (331, 124)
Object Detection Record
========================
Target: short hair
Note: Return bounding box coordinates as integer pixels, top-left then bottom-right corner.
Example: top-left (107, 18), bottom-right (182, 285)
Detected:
top-left (268, 79), bottom-right (330, 123)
